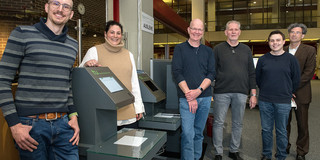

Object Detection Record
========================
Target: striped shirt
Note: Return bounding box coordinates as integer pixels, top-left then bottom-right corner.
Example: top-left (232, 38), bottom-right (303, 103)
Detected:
top-left (0, 18), bottom-right (78, 127)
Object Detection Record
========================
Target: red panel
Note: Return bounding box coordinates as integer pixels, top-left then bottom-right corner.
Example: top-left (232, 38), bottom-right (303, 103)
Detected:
top-left (153, 0), bottom-right (211, 47)
top-left (153, 0), bottom-right (189, 38)
top-left (113, 0), bottom-right (119, 22)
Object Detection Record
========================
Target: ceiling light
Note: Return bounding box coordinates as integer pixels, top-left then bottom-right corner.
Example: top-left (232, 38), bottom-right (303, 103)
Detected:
top-left (163, 0), bottom-right (173, 3)
top-left (250, 40), bottom-right (267, 42)
top-left (154, 42), bottom-right (183, 45)
top-left (303, 38), bottom-right (319, 41)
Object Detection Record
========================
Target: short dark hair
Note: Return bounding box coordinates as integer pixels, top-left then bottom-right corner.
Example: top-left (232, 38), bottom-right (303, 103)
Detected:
top-left (268, 30), bottom-right (285, 41)
top-left (288, 23), bottom-right (307, 34)
top-left (105, 20), bottom-right (123, 33)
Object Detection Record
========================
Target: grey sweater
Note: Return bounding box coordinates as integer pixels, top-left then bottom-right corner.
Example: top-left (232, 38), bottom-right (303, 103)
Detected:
top-left (213, 42), bottom-right (256, 95)
top-left (0, 18), bottom-right (78, 127)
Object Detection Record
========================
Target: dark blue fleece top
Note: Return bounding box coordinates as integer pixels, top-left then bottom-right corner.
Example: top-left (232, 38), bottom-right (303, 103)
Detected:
top-left (172, 40), bottom-right (216, 98)
top-left (256, 52), bottom-right (301, 104)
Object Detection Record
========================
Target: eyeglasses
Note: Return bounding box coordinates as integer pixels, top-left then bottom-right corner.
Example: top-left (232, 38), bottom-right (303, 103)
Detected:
top-left (190, 27), bottom-right (204, 32)
top-left (48, 1), bottom-right (72, 12)
top-left (289, 31), bottom-right (302, 35)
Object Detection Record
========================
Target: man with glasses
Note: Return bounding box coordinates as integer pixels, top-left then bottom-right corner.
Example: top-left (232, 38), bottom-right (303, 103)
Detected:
top-left (0, 0), bottom-right (79, 159)
top-left (285, 23), bottom-right (316, 160)
top-left (212, 20), bottom-right (257, 160)
top-left (172, 18), bottom-right (215, 160)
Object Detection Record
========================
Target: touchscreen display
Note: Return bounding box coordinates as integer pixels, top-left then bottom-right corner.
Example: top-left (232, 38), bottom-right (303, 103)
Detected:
top-left (144, 80), bottom-right (158, 92)
top-left (99, 77), bottom-right (123, 93)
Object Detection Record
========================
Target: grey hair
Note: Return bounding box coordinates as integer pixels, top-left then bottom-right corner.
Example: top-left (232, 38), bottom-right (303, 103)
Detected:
top-left (288, 23), bottom-right (307, 34)
top-left (225, 20), bottom-right (241, 30)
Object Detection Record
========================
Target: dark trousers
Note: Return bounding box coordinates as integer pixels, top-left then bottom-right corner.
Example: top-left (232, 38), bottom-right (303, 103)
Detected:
top-left (286, 102), bottom-right (310, 156)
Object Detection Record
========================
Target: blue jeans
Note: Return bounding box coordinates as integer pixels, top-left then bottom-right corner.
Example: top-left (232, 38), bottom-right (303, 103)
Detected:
top-left (16, 115), bottom-right (79, 160)
top-left (259, 100), bottom-right (291, 160)
top-left (212, 93), bottom-right (248, 154)
top-left (179, 96), bottom-right (211, 160)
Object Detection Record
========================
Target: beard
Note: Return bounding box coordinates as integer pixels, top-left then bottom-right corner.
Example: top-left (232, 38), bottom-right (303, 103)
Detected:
top-left (50, 10), bottom-right (69, 26)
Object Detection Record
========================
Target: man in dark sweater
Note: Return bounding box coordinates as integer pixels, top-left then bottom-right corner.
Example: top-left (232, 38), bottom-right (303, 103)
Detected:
top-left (256, 30), bottom-right (300, 160)
top-left (212, 20), bottom-right (257, 160)
top-left (0, 0), bottom-right (80, 159)
top-left (172, 19), bottom-right (215, 160)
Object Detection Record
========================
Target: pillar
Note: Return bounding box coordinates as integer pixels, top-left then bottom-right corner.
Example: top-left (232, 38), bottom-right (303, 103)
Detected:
top-left (316, 43), bottom-right (320, 79)
top-left (191, 0), bottom-right (205, 22)
top-left (164, 44), bottom-right (170, 59)
top-left (271, 0), bottom-right (279, 24)
top-left (107, 0), bottom-right (113, 21)
top-left (207, 0), bottom-right (216, 31)
top-left (318, 0), bottom-right (320, 28)
top-left (192, 0), bottom-right (205, 44)
top-left (119, 0), bottom-right (153, 74)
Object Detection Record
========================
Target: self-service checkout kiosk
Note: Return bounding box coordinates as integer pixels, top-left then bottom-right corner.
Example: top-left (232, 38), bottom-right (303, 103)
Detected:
top-left (137, 66), bottom-right (181, 154)
top-left (72, 67), bottom-right (167, 160)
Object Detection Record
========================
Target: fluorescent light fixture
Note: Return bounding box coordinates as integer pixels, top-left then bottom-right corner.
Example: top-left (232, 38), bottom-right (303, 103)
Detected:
top-left (154, 42), bottom-right (183, 45)
top-left (163, 0), bottom-right (173, 3)
top-left (249, 40), bottom-right (267, 42)
top-left (303, 38), bottom-right (319, 41)
top-left (239, 40), bottom-right (249, 42)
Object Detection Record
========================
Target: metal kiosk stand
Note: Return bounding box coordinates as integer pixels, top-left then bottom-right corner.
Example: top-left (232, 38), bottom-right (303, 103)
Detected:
top-left (138, 70), bottom-right (181, 153)
top-left (72, 67), bottom-right (166, 160)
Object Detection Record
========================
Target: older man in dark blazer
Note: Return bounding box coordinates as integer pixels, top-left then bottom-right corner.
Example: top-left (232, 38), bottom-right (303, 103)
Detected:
top-left (284, 23), bottom-right (316, 160)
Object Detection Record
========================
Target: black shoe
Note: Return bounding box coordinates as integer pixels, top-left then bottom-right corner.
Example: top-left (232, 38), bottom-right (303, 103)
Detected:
top-left (287, 143), bottom-right (291, 154)
top-left (286, 147), bottom-right (290, 154)
top-left (228, 152), bottom-right (243, 160)
top-left (214, 155), bottom-right (222, 160)
top-left (296, 155), bottom-right (305, 160)
top-left (261, 155), bottom-right (271, 160)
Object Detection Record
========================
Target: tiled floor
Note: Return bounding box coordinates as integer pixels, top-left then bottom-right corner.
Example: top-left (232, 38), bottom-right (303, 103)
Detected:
top-left (202, 80), bottom-right (320, 160)
top-left (154, 80), bottom-right (320, 160)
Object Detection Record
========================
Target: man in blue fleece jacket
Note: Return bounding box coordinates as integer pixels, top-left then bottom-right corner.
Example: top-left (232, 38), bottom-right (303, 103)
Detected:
top-left (172, 18), bottom-right (215, 160)
top-left (256, 30), bottom-right (300, 160)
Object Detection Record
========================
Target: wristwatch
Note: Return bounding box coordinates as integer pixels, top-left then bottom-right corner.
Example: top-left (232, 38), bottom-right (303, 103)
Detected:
top-left (251, 93), bottom-right (257, 97)
top-left (197, 86), bottom-right (204, 92)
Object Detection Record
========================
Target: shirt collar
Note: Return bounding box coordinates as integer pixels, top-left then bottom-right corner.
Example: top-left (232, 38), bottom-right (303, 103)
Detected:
top-left (34, 17), bottom-right (68, 43)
